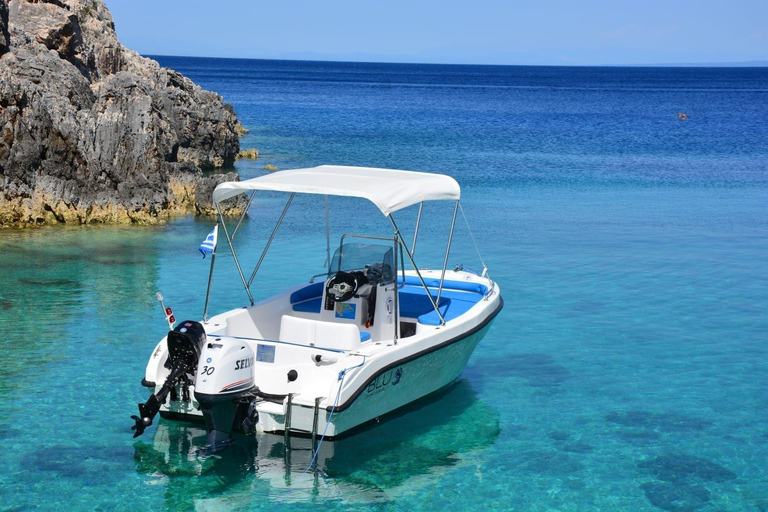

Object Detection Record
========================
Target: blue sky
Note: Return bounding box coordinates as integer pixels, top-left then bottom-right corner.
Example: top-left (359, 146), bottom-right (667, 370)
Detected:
top-left (104, 0), bottom-right (767, 65)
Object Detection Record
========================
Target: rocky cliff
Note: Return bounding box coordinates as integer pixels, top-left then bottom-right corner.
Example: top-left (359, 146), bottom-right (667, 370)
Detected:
top-left (0, 0), bottom-right (243, 227)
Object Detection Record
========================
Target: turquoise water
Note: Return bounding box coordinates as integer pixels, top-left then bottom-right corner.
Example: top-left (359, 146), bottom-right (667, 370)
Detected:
top-left (1, 60), bottom-right (767, 510)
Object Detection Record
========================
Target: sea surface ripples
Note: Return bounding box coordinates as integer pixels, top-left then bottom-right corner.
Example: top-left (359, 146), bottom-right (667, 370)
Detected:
top-left (1, 59), bottom-right (766, 511)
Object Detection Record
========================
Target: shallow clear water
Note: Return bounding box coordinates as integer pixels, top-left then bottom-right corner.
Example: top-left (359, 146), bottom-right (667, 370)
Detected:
top-left (1, 60), bottom-right (767, 511)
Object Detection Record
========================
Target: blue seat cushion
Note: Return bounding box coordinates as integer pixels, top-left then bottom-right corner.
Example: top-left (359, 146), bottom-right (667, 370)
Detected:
top-left (398, 285), bottom-right (483, 325)
top-left (360, 332), bottom-right (371, 342)
top-left (397, 276), bottom-right (488, 295)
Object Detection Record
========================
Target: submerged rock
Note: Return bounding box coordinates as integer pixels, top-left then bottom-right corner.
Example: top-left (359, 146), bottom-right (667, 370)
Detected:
top-left (263, 164), bottom-right (278, 171)
top-left (640, 481), bottom-right (710, 512)
top-left (639, 454), bottom-right (737, 483)
top-left (505, 353), bottom-right (570, 387)
top-left (237, 148), bottom-right (259, 160)
top-left (549, 430), bottom-right (571, 441)
top-left (606, 410), bottom-right (712, 432)
top-left (0, 0), bottom-right (244, 227)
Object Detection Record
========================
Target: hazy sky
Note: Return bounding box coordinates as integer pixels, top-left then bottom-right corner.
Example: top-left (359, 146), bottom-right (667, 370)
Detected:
top-left (104, 0), bottom-right (767, 65)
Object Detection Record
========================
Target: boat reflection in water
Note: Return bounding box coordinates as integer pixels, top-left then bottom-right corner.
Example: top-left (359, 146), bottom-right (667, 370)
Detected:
top-left (133, 379), bottom-right (500, 507)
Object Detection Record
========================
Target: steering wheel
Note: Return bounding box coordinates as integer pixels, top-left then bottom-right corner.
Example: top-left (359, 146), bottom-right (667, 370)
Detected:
top-left (326, 272), bottom-right (360, 302)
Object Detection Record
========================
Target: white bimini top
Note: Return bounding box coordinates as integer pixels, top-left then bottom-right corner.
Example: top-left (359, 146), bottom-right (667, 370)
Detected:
top-left (212, 165), bottom-right (461, 216)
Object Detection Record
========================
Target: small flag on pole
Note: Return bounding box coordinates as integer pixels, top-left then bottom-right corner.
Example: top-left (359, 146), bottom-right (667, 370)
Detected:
top-left (199, 225), bottom-right (218, 258)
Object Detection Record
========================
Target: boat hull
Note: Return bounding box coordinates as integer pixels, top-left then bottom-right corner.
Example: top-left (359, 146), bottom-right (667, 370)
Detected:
top-left (150, 271), bottom-right (503, 441)
top-left (158, 313), bottom-right (498, 438)
top-left (327, 320), bottom-right (493, 437)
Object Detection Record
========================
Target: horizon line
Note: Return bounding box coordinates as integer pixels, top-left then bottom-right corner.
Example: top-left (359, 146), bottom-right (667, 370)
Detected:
top-left (144, 53), bottom-right (768, 69)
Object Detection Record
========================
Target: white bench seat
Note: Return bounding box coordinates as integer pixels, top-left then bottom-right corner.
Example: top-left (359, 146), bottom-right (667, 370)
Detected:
top-left (279, 315), bottom-right (362, 351)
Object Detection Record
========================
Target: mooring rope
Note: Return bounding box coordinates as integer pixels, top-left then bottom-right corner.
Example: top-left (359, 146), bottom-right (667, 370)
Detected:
top-left (459, 203), bottom-right (489, 277)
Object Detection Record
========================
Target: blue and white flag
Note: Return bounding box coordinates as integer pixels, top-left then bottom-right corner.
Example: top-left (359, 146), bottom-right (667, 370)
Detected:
top-left (199, 225), bottom-right (218, 258)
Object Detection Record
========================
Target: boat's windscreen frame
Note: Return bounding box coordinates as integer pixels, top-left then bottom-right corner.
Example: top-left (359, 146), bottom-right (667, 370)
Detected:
top-left (205, 194), bottom-right (461, 328)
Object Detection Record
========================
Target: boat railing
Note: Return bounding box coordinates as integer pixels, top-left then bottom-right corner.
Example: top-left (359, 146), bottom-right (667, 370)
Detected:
top-left (216, 334), bottom-right (350, 354)
top-left (309, 272), bottom-right (331, 283)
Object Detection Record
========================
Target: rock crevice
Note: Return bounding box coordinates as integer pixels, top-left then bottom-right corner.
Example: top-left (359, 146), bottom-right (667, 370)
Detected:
top-left (0, 0), bottom-right (243, 227)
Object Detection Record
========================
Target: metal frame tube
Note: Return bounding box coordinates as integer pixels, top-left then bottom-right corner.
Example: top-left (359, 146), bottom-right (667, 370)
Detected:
top-left (340, 233), bottom-right (394, 244)
top-left (411, 201), bottom-right (423, 256)
top-left (436, 201), bottom-right (459, 308)
top-left (324, 195), bottom-right (331, 267)
top-left (389, 216), bottom-right (445, 325)
top-left (393, 233), bottom-right (399, 343)
top-left (231, 191), bottom-right (256, 240)
top-left (202, 225), bottom-right (218, 322)
top-left (399, 242), bottom-right (406, 288)
top-left (284, 393), bottom-right (293, 446)
top-left (248, 193), bottom-right (295, 287)
top-left (216, 205), bottom-right (255, 305)
top-left (312, 397), bottom-right (321, 449)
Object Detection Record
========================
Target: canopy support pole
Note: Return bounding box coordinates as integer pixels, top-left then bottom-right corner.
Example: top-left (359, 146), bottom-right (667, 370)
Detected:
top-left (389, 216), bottom-right (446, 325)
top-left (248, 193), bottom-right (295, 288)
top-left (231, 191), bottom-right (256, 240)
top-left (411, 202), bottom-right (423, 256)
top-left (216, 206), bottom-right (254, 305)
top-left (399, 242), bottom-right (406, 290)
top-left (392, 233), bottom-right (399, 344)
top-left (436, 201), bottom-right (459, 313)
top-left (324, 195), bottom-right (331, 267)
top-left (202, 223), bottom-right (219, 323)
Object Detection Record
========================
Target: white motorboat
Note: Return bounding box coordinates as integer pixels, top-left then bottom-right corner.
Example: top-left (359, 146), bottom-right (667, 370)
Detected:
top-left (132, 165), bottom-right (503, 451)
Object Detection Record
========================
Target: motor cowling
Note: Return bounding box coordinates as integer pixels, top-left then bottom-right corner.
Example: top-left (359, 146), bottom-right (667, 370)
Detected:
top-left (167, 320), bottom-right (206, 373)
top-left (194, 338), bottom-right (258, 451)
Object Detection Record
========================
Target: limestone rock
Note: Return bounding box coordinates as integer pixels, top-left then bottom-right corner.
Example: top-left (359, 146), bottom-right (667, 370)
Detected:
top-left (237, 148), bottom-right (259, 160)
top-left (234, 121), bottom-right (249, 136)
top-left (263, 164), bottom-right (278, 171)
top-left (0, 0), bottom-right (244, 227)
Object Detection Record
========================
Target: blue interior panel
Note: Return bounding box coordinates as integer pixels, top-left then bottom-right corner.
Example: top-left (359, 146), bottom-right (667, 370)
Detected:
top-left (292, 298), bottom-right (322, 313)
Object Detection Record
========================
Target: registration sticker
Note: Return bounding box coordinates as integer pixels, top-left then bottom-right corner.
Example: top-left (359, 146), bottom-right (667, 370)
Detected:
top-left (256, 344), bottom-right (275, 363)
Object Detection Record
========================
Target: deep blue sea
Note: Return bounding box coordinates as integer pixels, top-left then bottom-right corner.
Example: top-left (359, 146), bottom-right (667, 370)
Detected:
top-left (1, 59), bottom-right (767, 511)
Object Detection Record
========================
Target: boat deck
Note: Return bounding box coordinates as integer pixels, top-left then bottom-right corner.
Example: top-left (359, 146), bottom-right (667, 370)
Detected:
top-left (290, 277), bottom-right (489, 325)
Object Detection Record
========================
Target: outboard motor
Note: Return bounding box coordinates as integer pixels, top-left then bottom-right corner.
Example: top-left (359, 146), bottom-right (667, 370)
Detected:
top-left (132, 321), bottom-right (259, 451)
top-left (131, 320), bottom-right (207, 438)
top-left (194, 338), bottom-right (258, 452)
